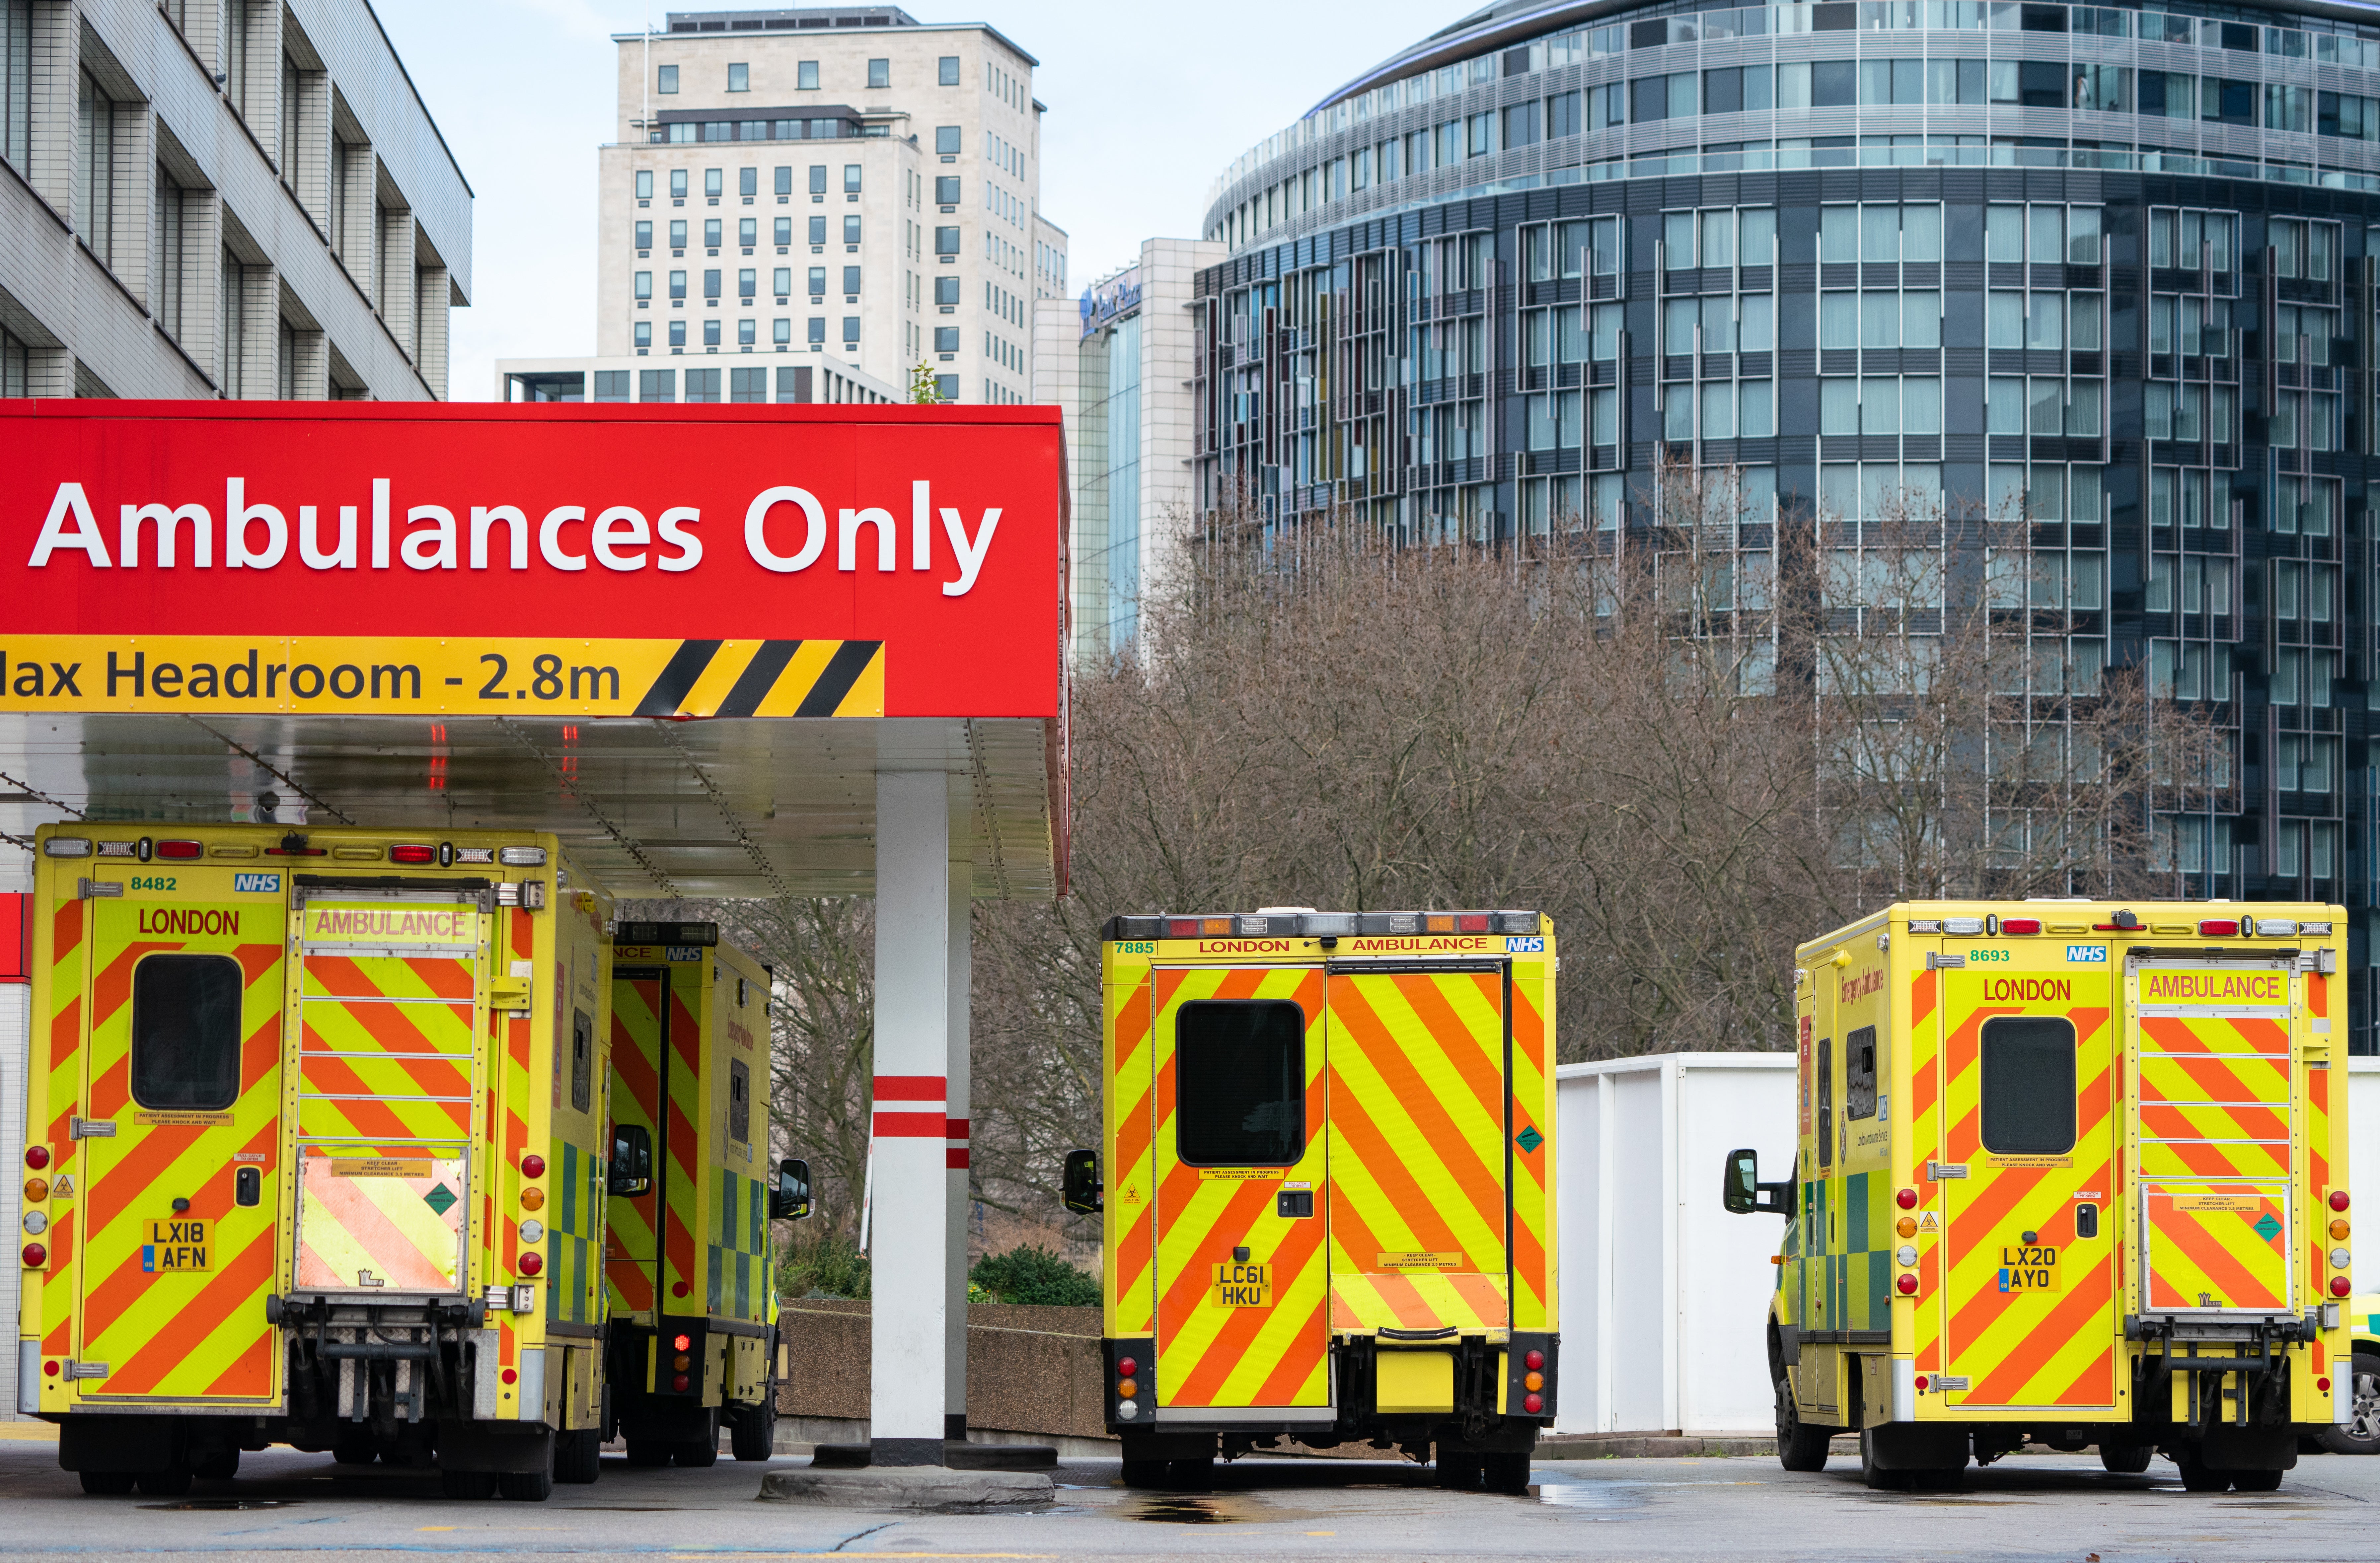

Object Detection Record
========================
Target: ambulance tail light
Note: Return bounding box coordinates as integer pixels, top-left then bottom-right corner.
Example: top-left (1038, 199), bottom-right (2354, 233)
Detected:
top-left (674, 1333), bottom-right (692, 1352)
top-left (40, 837), bottom-right (90, 858)
top-left (673, 1375), bottom-right (690, 1392)
top-left (154, 840), bottom-right (202, 860)
top-left (519, 1253), bottom-right (543, 1276)
top-left (1897, 1273), bottom-right (1919, 1295)
top-left (1164, 917), bottom-right (1231, 938)
top-left (1998, 918), bottom-right (2040, 936)
top-left (1523, 1393), bottom-right (1543, 1414)
top-left (389, 844), bottom-right (437, 865)
top-left (1896, 1187), bottom-right (1918, 1210)
top-left (23, 1147), bottom-right (48, 1171)
top-left (1457, 914), bottom-right (1489, 933)
top-left (2199, 919), bottom-right (2240, 937)
top-left (2333, 1276), bottom-right (2353, 1298)
top-left (2334, 1191), bottom-right (2352, 1213)
top-left (21, 1243), bottom-right (44, 1267)
top-left (522, 1155), bottom-right (546, 1179)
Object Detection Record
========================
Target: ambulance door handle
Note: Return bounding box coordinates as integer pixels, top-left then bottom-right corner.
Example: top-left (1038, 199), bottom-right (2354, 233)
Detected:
top-left (235, 1168), bottom-right (261, 1207)
top-left (2076, 1203), bottom-right (2098, 1239)
top-left (1277, 1190), bottom-right (1314, 1219)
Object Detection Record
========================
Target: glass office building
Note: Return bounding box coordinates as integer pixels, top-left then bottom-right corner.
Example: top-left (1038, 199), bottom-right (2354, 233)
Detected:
top-left (1197, 0), bottom-right (2380, 1047)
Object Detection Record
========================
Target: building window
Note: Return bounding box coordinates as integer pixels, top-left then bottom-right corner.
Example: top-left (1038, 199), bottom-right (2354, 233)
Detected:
top-left (668, 269), bottom-right (686, 300)
top-left (773, 266), bottom-right (791, 296)
top-left (844, 164), bottom-right (861, 194)
top-left (276, 317), bottom-right (297, 398)
top-left (935, 226), bottom-right (959, 256)
top-left (635, 219), bottom-right (652, 249)
top-left (593, 370), bottom-right (630, 402)
top-left (808, 215), bottom-right (826, 245)
top-left (669, 219), bottom-right (686, 248)
top-left (728, 62), bottom-right (748, 93)
top-left (934, 326), bottom-right (958, 353)
top-left (843, 316), bottom-right (860, 344)
top-left (219, 247), bottom-right (246, 395)
top-left (935, 125), bottom-right (961, 156)
top-left (75, 69), bottom-right (115, 266)
top-left (640, 368), bottom-right (675, 401)
top-left (731, 366), bottom-right (767, 403)
top-left (705, 168), bottom-right (722, 199)
top-left (797, 60), bottom-right (819, 92)
top-left (658, 63), bottom-right (678, 94)
top-left (704, 268), bottom-right (721, 299)
top-left (844, 215), bottom-right (861, 245)
top-left (635, 270), bottom-right (652, 300)
top-left (739, 168), bottom-right (757, 200)
top-left (935, 175), bottom-right (960, 204)
top-left (807, 266), bottom-right (825, 295)
top-left (868, 58), bottom-right (890, 89)
top-left (703, 319), bottom-right (720, 347)
top-left (703, 217), bottom-right (720, 247)
top-left (156, 171), bottom-right (189, 343)
top-left (935, 275), bottom-right (959, 306)
top-left (636, 169), bottom-right (653, 201)
top-left (774, 217), bottom-right (791, 246)
top-left (938, 55), bottom-right (960, 87)
top-left (935, 373), bottom-right (957, 401)
top-left (739, 268), bottom-right (756, 299)
top-left (807, 318), bottom-right (825, 344)
top-left (634, 320), bottom-right (651, 349)
top-left (773, 318), bottom-right (790, 344)
top-left (841, 265), bottom-right (860, 295)
top-left (737, 318), bottom-right (755, 345)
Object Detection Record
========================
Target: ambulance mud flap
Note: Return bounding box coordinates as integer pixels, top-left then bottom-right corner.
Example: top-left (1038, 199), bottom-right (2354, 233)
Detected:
top-left (1861, 1422), bottom-right (1970, 1471)
top-left (60, 1416), bottom-right (184, 1473)
top-left (437, 1420), bottom-right (554, 1474)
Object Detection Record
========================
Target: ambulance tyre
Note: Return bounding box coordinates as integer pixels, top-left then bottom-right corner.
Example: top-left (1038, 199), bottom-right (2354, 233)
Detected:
top-left (624, 1440), bottom-right (674, 1467)
top-left (2318, 1351), bottom-right (2380, 1454)
top-left (1437, 1452), bottom-right (1482, 1490)
top-left (730, 1398), bottom-right (777, 1462)
top-left (497, 1468), bottom-right (555, 1502)
top-left (77, 1471), bottom-right (137, 1496)
top-left (2232, 1468), bottom-right (2285, 1491)
top-left (2174, 1454), bottom-right (2231, 1492)
top-left (1775, 1380), bottom-right (1832, 1472)
top-left (1164, 1457), bottom-right (1213, 1491)
top-left (556, 1429), bottom-right (603, 1485)
top-left (675, 1408), bottom-right (722, 1467)
top-left (441, 1467), bottom-right (499, 1500)
top-left (333, 1434), bottom-right (378, 1466)
top-left (1119, 1459), bottom-right (1170, 1488)
top-left (192, 1450), bottom-right (240, 1481)
top-left (1483, 1452), bottom-right (1532, 1494)
top-left (135, 1467), bottom-right (192, 1497)
top-left (2099, 1444), bottom-right (2154, 1474)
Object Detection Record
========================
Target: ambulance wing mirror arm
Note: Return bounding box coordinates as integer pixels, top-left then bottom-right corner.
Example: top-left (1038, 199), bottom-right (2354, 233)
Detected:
top-left (1724, 1148), bottom-right (1791, 1216)
top-left (1062, 1148), bottom-right (1103, 1215)
top-left (609, 1124), bottom-right (653, 1197)
top-left (771, 1158), bottom-right (812, 1222)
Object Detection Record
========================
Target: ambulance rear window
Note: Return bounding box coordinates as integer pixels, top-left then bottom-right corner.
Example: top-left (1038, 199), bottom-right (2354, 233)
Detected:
top-left (1979, 1016), bottom-right (2076, 1155)
top-left (1175, 1001), bottom-right (1304, 1166)
top-left (130, 955), bottom-right (244, 1112)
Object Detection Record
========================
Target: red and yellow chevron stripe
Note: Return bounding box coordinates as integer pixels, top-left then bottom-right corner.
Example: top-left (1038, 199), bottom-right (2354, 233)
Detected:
top-left (2136, 1014), bottom-right (2290, 1180)
top-left (1324, 970), bottom-right (1509, 1332)
top-left (76, 902), bottom-right (285, 1403)
top-left (2143, 1185), bottom-right (2289, 1312)
top-left (1509, 953), bottom-right (1553, 1331)
top-left (1151, 965), bottom-right (1328, 1410)
top-left (1105, 970), bottom-right (1156, 1339)
top-left (1909, 966), bottom-right (1942, 1375)
top-left (1941, 976), bottom-right (2117, 1409)
top-left (606, 974), bottom-right (664, 1321)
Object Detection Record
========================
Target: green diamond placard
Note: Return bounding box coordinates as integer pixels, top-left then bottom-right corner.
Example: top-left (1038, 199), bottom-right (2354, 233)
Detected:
top-left (2253, 1213), bottom-right (2281, 1243)
top-left (1516, 1125), bottom-right (1543, 1154)
top-left (423, 1182), bottom-right (458, 1217)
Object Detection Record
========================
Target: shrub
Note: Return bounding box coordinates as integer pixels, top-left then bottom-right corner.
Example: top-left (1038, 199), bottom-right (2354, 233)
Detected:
top-left (968, 1244), bottom-right (1100, 1307)
top-left (780, 1231), bottom-right (871, 1300)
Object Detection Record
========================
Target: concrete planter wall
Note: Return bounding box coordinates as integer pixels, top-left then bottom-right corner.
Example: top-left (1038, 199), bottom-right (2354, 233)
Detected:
top-left (773, 1300), bottom-right (1113, 1451)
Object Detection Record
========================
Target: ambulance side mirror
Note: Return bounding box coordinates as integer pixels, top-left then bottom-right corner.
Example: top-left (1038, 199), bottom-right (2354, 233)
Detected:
top-left (1723, 1148), bottom-right (1791, 1216)
top-left (1061, 1148), bottom-right (1103, 1215)
top-left (608, 1124), bottom-right (653, 1197)
top-left (771, 1158), bottom-right (812, 1222)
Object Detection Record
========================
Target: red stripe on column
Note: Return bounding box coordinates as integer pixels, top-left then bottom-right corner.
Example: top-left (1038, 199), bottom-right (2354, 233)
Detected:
top-left (873, 1111), bottom-right (947, 1136)
top-left (946, 1150), bottom-right (970, 1169)
top-left (874, 1076), bottom-right (946, 1101)
top-left (945, 1117), bottom-right (969, 1140)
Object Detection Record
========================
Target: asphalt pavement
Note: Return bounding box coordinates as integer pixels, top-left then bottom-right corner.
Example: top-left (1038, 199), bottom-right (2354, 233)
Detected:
top-left (0, 1424), bottom-right (2375, 1560)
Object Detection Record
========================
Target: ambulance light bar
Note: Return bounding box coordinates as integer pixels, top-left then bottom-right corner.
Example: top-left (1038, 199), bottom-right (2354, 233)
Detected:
top-left (1908, 912), bottom-right (2330, 941)
top-left (615, 921), bottom-right (718, 946)
top-left (1105, 910), bottom-right (1540, 941)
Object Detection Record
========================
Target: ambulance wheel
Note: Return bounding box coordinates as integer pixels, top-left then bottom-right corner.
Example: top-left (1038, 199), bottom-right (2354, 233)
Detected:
top-left (1483, 1452), bottom-right (1532, 1494)
top-left (556, 1429), bottom-right (602, 1485)
top-left (674, 1409), bottom-right (722, 1468)
top-left (2099, 1444), bottom-right (2154, 1474)
top-left (1857, 1431), bottom-right (1907, 1491)
top-left (77, 1471), bottom-right (137, 1496)
top-left (439, 1468), bottom-right (498, 1500)
top-left (1775, 1379), bottom-right (1832, 1472)
top-left (192, 1450), bottom-right (240, 1481)
top-left (1437, 1451), bottom-right (1482, 1490)
top-left (497, 1468), bottom-right (555, 1501)
top-left (2174, 1455), bottom-right (2231, 1492)
top-left (730, 1398), bottom-right (777, 1461)
top-left (1119, 1458), bottom-right (1169, 1488)
top-left (135, 1467), bottom-right (192, 1497)
top-left (2232, 1468), bottom-right (2284, 1492)
top-left (2319, 1352), bottom-right (2380, 1454)
top-left (333, 1433), bottom-right (378, 1466)
top-left (1164, 1457), bottom-right (1213, 1491)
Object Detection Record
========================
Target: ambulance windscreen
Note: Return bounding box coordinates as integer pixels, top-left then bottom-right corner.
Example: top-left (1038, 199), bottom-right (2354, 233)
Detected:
top-left (1175, 1000), bottom-right (1305, 1166)
top-left (130, 955), bottom-right (244, 1111)
top-left (1978, 1016), bottom-right (2077, 1156)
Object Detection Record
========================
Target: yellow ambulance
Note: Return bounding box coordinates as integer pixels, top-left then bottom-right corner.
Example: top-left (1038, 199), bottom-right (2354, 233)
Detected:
top-left (1726, 900), bottom-right (2351, 1491)
top-left (1066, 908), bottom-right (1557, 1493)
top-left (21, 822), bottom-right (612, 1499)
top-left (604, 921), bottom-right (805, 1468)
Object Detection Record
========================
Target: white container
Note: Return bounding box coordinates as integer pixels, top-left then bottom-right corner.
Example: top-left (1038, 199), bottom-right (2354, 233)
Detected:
top-left (1555, 1052), bottom-right (1794, 1436)
top-left (1556, 1053), bottom-right (2380, 1437)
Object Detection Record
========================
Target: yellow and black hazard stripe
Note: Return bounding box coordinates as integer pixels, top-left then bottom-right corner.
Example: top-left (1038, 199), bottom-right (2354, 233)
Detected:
top-left (633, 639), bottom-right (883, 719)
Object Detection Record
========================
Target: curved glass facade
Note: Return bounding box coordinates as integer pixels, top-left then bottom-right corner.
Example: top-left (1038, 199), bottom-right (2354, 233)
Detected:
top-left (1190, 0), bottom-right (2380, 1047)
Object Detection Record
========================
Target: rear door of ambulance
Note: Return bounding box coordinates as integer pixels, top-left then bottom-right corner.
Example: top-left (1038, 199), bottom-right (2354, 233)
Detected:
top-left (286, 885), bottom-right (483, 1302)
top-left (1146, 962), bottom-right (1330, 1419)
top-left (68, 873), bottom-right (287, 1404)
top-left (2129, 955), bottom-right (2299, 1320)
top-left (606, 955), bottom-right (669, 1327)
top-left (1935, 942), bottom-right (2120, 1413)
top-left (1322, 961), bottom-right (1512, 1337)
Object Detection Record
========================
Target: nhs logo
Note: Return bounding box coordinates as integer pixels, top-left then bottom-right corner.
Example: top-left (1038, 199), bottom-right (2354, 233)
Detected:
top-left (233, 873), bottom-right (282, 893)
top-left (1506, 936), bottom-right (1545, 953)
top-left (2066, 945), bottom-right (2107, 964)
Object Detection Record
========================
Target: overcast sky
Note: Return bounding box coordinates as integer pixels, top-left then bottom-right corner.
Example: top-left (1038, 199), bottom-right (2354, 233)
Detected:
top-left (373, 0), bottom-right (1457, 400)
